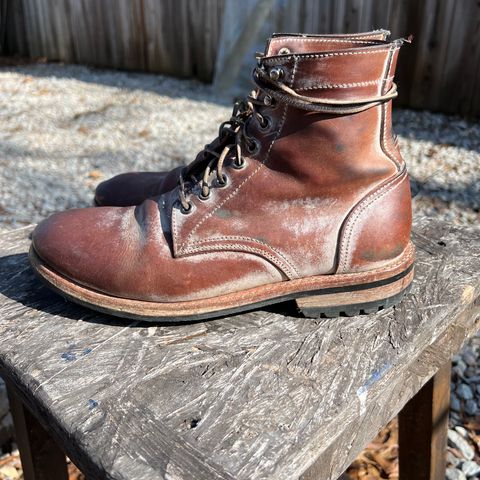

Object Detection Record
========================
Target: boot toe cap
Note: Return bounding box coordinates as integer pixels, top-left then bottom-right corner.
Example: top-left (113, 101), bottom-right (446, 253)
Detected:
top-left (32, 207), bottom-right (128, 293)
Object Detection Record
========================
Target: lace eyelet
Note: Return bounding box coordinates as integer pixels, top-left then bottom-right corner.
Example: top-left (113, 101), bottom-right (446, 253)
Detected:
top-left (199, 189), bottom-right (211, 201)
top-left (269, 66), bottom-right (285, 81)
top-left (246, 138), bottom-right (261, 156)
top-left (180, 202), bottom-right (193, 214)
top-left (216, 173), bottom-right (229, 188)
top-left (232, 157), bottom-right (247, 170)
top-left (263, 95), bottom-right (277, 109)
top-left (258, 115), bottom-right (272, 132)
top-left (278, 47), bottom-right (291, 55)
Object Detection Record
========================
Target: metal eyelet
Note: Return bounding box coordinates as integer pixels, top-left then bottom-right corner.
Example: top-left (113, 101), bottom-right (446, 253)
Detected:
top-left (232, 157), bottom-right (247, 170)
top-left (216, 173), bottom-right (229, 188)
top-left (246, 138), bottom-right (261, 156)
top-left (258, 115), bottom-right (272, 132)
top-left (180, 202), bottom-right (193, 214)
top-left (269, 66), bottom-right (285, 81)
top-left (198, 189), bottom-right (211, 201)
top-left (263, 95), bottom-right (277, 108)
top-left (278, 47), bottom-right (291, 55)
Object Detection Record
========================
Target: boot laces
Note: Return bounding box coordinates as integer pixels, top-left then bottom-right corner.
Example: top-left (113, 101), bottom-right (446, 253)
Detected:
top-left (178, 88), bottom-right (269, 213)
top-left (177, 60), bottom-right (398, 213)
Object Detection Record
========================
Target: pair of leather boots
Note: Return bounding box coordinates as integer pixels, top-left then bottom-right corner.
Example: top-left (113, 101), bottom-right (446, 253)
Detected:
top-left (30, 30), bottom-right (414, 322)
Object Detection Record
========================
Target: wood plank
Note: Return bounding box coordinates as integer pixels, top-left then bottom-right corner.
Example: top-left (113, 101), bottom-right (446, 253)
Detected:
top-left (0, 216), bottom-right (479, 480)
top-left (398, 361), bottom-right (451, 480)
top-left (6, 381), bottom-right (68, 480)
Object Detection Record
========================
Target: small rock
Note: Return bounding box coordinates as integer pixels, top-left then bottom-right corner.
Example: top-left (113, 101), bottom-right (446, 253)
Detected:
top-left (446, 467), bottom-right (467, 480)
top-left (465, 367), bottom-right (476, 378)
top-left (467, 375), bottom-right (480, 384)
top-left (457, 384), bottom-right (474, 400)
top-left (451, 393), bottom-right (462, 412)
top-left (465, 399), bottom-right (478, 416)
top-left (451, 412), bottom-right (462, 426)
top-left (462, 461), bottom-right (480, 478)
top-left (454, 360), bottom-right (468, 376)
top-left (455, 426), bottom-right (469, 438)
top-left (463, 352), bottom-right (477, 367)
top-left (448, 430), bottom-right (475, 460)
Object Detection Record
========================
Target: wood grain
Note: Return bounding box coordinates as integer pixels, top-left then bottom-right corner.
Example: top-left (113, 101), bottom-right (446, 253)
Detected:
top-left (398, 361), bottom-right (451, 480)
top-left (0, 216), bottom-right (479, 480)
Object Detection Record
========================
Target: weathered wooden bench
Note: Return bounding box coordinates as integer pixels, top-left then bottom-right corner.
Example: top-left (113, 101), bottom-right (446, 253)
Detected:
top-left (0, 216), bottom-right (479, 480)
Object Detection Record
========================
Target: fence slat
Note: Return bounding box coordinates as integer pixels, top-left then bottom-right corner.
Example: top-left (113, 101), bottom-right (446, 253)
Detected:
top-left (2, 0), bottom-right (479, 117)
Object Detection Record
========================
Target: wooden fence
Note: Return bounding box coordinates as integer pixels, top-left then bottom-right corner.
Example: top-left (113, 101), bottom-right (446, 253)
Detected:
top-left (1, 0), bottom-right (479, 117)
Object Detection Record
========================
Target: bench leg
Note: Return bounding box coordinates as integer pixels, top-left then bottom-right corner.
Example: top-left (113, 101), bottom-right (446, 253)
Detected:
top-left (6, 382), bottom-right (68, 480)
top-left (398, 361), bottom-right (451, 480)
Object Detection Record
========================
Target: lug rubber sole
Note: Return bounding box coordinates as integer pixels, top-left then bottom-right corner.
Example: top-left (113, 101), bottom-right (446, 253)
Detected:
top-left (29, 242), bottom-right (415, 322)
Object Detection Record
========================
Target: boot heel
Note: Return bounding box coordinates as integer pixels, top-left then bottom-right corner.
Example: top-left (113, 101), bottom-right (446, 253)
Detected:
top-left (295, 270), bottom-right (413, 318)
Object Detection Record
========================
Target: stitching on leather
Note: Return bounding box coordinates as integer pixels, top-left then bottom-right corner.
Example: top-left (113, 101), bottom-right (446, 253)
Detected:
top-left (296, 79), bottom-right (383, 91)
top-left (338, 170), bottom-right (407, 273)
top-left (270, 38), bottom-right (379, 45)
top-left (186, 235), bottom-right (301, 278)
top-left (181, 243), bottom-right (298, 279)
top-left (338, 171), bottom-right (406, 272)
top-left (180, 106), bottom-right (286, 248)
top-left (380, 46), bottom-right (401, 170)
top-left (263, 49), bottom-right (388, 65)
top-left (354, 34), bottom-right (386, 40)
top-left (381, 103), bottom-right (400, 168)
top-left (171, 195), bottom-right (179, 251)
top-left (271, 32), bottom-right (388, 42)
top-left (337, 45), bottom-right (404, 273)
top-left (176, 58), bottom-right (298, 279)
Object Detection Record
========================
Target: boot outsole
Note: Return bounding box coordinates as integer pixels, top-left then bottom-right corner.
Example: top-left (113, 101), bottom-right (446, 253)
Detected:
top-left (299, 284), bottom-right (412, 318)
top-left (29, 242), bottom-right (415, 322)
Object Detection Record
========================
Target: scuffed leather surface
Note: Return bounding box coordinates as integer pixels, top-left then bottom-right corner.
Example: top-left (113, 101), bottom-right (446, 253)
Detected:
top-left (336, 170), bottom-right (412, 273)
top-left (33, 37), bottom-right (412, 303)
top-left (33, 201), bottom-right (284, 302)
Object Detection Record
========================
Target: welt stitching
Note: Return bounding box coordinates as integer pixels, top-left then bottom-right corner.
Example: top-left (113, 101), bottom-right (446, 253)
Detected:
top-left (338, 171), bottom-right (406, 272)
top-left (179, 57), bottom-right (297, 262)
top-left (181, 244), bottom-right (296, 279)
top-left (187, 235), bottom-right (300, 278)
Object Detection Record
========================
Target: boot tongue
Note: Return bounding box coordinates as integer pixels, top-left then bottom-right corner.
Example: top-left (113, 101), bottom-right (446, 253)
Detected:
top-left (264, 32), bottom-right (387, 57)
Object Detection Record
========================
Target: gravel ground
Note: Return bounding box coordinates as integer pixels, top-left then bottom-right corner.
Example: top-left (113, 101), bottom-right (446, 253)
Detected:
top-left (0, 63), bottom-right (479, 479)
top-left (0, 63), bottom-right (478, 230)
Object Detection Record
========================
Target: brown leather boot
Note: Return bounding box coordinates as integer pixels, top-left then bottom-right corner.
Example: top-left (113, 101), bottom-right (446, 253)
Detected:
top-left (30, 36), bottom-right (414, 321)
top-left (94, 30), bottom-right (391, 207)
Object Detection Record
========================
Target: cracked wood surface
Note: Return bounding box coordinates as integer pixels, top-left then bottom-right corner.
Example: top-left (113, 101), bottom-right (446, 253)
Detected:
top-left (0, 216), bottom-right (479, 480)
